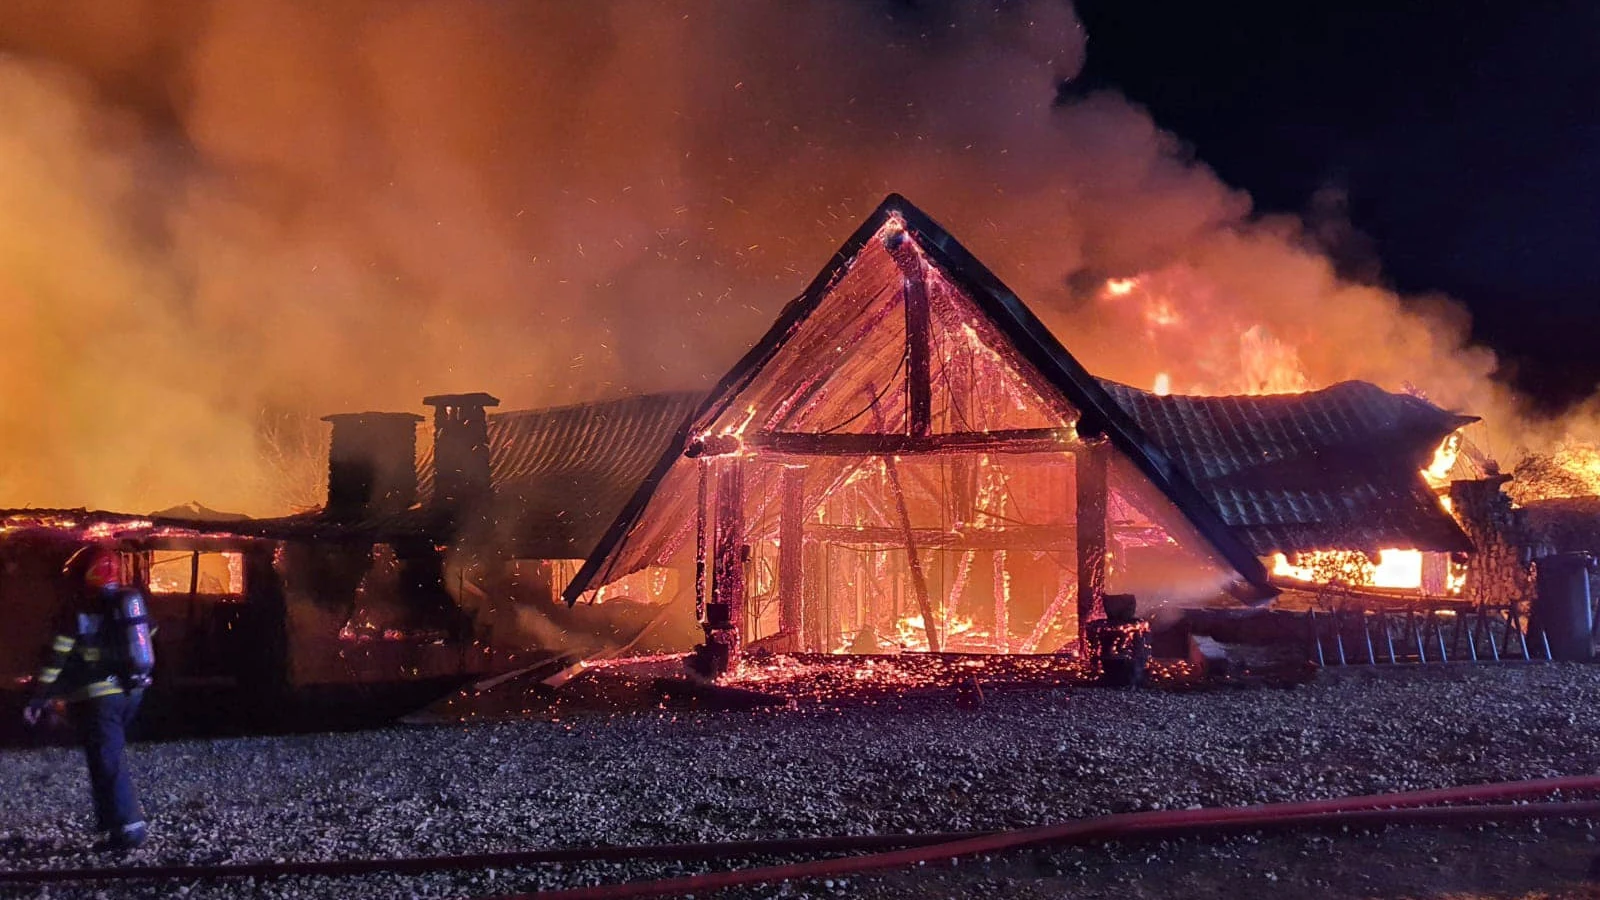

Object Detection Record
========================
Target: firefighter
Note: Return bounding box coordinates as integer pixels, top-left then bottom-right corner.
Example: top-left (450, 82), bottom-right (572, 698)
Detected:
top-left (23, 547), bottom-right (154, 851)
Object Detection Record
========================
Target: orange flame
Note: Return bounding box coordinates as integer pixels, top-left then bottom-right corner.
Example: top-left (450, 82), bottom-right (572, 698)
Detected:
top-left (1271, 549), bottom-right (1425, 590)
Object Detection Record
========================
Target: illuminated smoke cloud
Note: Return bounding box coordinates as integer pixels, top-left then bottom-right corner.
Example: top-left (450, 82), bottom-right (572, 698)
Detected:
top-left (0, 1), bottom-right (1561, 513)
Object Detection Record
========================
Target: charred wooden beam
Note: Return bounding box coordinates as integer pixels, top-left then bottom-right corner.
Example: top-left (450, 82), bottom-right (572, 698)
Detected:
top-left (810, 523), bottom-right (1076, 550)
top-left (777, 467), bottom-right (806, 642)
top-left (138, 535), bottom-right (271, 553)
top-left (694, 460), bottom-right (710, 622)
top-left (1076, 444), bottom-right (1109, 635)
top-left (885, 221), bottom-right (932, 438)
top-left (861, 379), bottom-right (939, 650)
top-left (992, 549), bottom-right (1011, 653)
top-left (747, 428), bottom-right (1078, 457)
top-left (882, 454), bottom-right (939, 651)
top-left (684, 433), bottom-right (742, 458)
top-left (905, 263), bottom-right (932, 438)
top-left (711, 460), bottom-right (746, 657)
top-left (802, 537), bottom-right (826, 652)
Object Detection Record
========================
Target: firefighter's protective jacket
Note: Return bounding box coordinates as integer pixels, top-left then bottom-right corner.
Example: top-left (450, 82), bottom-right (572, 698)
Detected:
top-left (33, 590), bottom-right (136, 702)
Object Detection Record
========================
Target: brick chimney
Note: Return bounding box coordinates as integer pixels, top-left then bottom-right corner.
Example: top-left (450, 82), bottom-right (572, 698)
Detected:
top-left (422, 392), bottom-right (500, 518)
top-left (321, 411), bottom-right (425, 520)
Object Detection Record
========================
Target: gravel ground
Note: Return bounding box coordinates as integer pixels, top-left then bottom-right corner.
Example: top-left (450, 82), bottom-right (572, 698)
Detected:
top-left (4, 663), bottom-right (1600, 898)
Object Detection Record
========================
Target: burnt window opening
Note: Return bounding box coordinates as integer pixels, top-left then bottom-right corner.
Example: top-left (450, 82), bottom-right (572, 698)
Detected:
top-left (146, 550), bottom-right (245, 598)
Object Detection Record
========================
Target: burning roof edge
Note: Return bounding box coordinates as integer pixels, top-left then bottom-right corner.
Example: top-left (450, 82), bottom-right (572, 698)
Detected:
top-left (562, 193), bottom-right (1278, 606)
top-left (0, 506), bottom-right (278, 544)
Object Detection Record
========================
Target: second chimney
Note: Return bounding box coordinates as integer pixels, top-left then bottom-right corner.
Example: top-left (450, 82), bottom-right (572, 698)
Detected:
top-left (423, 392), bottom-right (500, 518)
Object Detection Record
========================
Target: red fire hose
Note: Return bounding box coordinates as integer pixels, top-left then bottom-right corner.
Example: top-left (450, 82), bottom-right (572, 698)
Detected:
top-left (2, 776), bottom-right (1598, 891)
top-left (483, 800), bottom-right (1600, 900)
top-left (479, 775), bottom-right (1600, 900)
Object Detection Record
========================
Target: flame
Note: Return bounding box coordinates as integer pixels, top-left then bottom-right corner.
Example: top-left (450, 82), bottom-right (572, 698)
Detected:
top-left (573, 565), bottom-right (676, 606)
top-left (1423, 431), bottom-right (1462, 488)
top-left (1271, 548), bottom-right (1427, 591)
top-left (1370, 549), bottom-right (1424, 587)
top-left (886, 613), bottom-right (991, 653)
top-left (1099, 273), bottom-right (1311, 396)
top-left (1152, 372), bottom-right (1172, 396)
top-left (1238, 325), bottom-right (1310, 394)
top-left (1145, 298), bottom-right (1181, 328)
top-left (1507, 442), bottom-right (1600, 504)
top-left (728, 404), bottom-right (759, 439)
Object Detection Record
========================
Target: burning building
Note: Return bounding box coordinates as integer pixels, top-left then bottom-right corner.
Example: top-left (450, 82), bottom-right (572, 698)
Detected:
top-left (2, 193), bottom-right (1509, 716)
top-left (557, 195), bottom-right (1479, 671)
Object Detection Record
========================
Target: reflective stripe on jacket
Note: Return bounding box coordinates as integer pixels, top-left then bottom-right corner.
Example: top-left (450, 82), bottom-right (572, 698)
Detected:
top-left (33, 630), bottom-right (124, 702)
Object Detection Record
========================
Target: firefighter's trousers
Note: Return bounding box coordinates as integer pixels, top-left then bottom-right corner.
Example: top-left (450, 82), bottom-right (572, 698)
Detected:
top-left (74, 689), bottom-right (145, 833)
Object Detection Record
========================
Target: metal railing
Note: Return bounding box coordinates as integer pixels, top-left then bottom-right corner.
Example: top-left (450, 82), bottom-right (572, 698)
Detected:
top-left (1308, 602), bottom-right (1551, 666)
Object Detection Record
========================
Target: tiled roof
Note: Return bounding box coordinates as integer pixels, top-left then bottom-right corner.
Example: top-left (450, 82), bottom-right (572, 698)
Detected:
top-left (419, 392), bottom-right (703, 558)
top-left (458, 380), bottom-right (1472, 561)
top-left (1097, 379), bottom-right (1475, 555)
top-left (4, 378), bottom-right (1471, 562)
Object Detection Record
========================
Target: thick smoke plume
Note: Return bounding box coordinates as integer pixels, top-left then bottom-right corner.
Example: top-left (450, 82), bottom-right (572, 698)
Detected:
top-left (0, 0), bottom-right (1561, 514)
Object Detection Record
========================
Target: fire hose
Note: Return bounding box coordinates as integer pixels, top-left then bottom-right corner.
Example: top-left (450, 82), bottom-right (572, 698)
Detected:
top-left (2, 775), bottom-right (1598, 891)
top-left (488, 794), bottom-right (1600, 900)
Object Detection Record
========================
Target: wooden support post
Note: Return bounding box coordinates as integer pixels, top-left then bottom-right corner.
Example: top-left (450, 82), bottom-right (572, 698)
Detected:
top-left (884, 455), bottom-right (939, 651)
top-left (992, 550), bottom-right (1011, 653)
top-left (777, 467), bottom-right (806, 646)
top-left (1076, 444), bottom-right (1109, 639)
top-left (802, 539), bottom-right (825, 652)
top-left (187, 550), bottom-right (202, 650)
top-left (712, 459), bottom-right (746, 659)
top-left (863, 379), bottom-right (937, 651)
top-left (695, 460), bottom-right (709, 623)
top-left (904, 266), bottom-right (932, 438)
top-left (947, 550), bottom-right (976, 618)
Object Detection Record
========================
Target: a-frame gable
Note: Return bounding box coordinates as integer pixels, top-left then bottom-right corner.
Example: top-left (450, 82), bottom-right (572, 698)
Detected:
top-left (888, 197), bottom-right (1273, 597)
top-left (565, 194), bottom-right (1274, 604)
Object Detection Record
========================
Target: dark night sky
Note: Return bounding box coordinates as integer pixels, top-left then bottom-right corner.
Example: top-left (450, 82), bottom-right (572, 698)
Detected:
top-left (1073, 0), bottom-right (1600, 413)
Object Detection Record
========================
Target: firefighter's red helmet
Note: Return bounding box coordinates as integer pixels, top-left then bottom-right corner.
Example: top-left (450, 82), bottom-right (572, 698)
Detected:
top-left (83, 549), bottom-right (123, 590)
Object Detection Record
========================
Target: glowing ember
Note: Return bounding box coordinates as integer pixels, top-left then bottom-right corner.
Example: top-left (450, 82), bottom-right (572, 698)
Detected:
top-left (338, 621), bottom-right (448, 643)
top-left (721, 652), bottom-right (1198, 703)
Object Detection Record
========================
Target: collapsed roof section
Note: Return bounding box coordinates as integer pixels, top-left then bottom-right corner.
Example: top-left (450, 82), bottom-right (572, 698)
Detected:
top-left (564, 194), bottom-right (1278, 616)
top-left (0, 507), bottom-right (273, 550)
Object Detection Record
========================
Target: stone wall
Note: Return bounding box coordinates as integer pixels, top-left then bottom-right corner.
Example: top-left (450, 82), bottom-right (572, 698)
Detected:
top-left (1449, 477), bottom-right (1532, 610)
